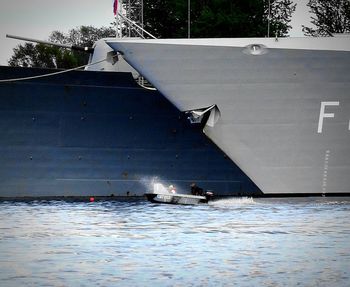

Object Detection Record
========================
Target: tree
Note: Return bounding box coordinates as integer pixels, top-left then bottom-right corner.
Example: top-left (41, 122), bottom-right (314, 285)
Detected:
top-left (140, 0), bottom-right (187, 38)
top-left (267, 0), bottom-right (297, 37)
top-left (8, 26), bottom-right (116, 68)
top-left (8, 43), bottom-right (78, 68)
top-left (190, 0), bottom-right (267, 38)
top-left (302, 0), bottom-right (350, 36)
top-left (141, 0), bottom-right (296, 38)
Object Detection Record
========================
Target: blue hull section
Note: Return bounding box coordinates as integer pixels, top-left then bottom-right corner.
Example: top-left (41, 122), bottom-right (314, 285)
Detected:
top-left (0, 66), bottom-right (261, 197)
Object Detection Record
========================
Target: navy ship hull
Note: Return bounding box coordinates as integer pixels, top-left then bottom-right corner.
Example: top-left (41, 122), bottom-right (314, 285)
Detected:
top-left (107, 37), bottom-right (350, 196)
top-left (0, 66), bottom-right (260, 198)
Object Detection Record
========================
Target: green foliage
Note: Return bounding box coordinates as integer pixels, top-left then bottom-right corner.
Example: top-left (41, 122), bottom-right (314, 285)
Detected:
top-left (190, 0), bottom-right (267, 37)
top-left (142, 0), bottom-right (296, 38)
top-left (142, 0), bottom-right (187, 38)
top-left (8, 26), bottom-right (115, 68)
top-left (8, 43), bottom-right (78, 68)
top-left (303, 0), bottom-right (350, 36)
top-left (268, 0), bottom-right (297, 37)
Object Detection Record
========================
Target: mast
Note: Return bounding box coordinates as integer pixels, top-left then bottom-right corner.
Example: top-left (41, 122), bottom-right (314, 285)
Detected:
top-left (116, 0), bottom-right (153, 38)
top-left (124, 0), bottom-right (144, 38)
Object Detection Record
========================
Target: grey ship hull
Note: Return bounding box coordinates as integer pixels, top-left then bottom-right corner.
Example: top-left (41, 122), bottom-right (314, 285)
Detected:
top-left (0, 66), bottom-right (260, 198)
top-left (107, 37), bottom-right (350, 195)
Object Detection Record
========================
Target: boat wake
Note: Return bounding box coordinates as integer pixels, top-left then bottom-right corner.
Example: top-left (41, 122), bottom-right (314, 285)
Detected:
top-left (209, 197), bottom-right (255, 208)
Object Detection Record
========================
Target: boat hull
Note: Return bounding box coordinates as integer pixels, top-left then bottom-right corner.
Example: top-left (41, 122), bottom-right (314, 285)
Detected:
top-left (0, 66), bottom-right (260, 198)
top-left (107, 37), bottom-right (350, 195)
top-left (145, 193), bottom-right (208, 205)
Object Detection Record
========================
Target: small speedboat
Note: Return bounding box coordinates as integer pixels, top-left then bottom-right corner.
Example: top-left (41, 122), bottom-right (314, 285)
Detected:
top-left (145, 191), bottom-right (214, 205)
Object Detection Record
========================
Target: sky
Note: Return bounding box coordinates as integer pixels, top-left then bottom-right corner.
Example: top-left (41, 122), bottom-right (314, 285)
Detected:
top-left (0, 0), bottom-right (311, 66)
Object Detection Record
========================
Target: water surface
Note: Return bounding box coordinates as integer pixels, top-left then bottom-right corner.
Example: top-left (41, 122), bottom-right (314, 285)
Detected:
top-left (1, 197), bottom-right (350, 286)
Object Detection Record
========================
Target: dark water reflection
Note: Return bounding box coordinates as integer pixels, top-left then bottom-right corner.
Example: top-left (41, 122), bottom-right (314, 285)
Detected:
top-left (1, 197), bottom-right (350, 286)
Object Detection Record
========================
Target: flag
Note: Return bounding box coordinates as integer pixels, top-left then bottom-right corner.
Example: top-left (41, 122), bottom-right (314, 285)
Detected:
top-left (113, 0), bottom-right (118, 15)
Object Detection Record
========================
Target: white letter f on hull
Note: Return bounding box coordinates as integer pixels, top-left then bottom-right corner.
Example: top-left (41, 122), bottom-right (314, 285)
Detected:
top-left (317, 101), bottom-right (340, 134)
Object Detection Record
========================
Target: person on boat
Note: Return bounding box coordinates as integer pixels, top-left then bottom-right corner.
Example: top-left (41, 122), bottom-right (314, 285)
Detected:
top-left (168, 185), bottom-right (176, 194)
top-left (190, 183), bottom-right (203, 196)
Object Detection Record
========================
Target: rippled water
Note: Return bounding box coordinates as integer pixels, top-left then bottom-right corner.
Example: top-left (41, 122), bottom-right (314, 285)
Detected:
top-left (1, 197), bottom-right (350, 286)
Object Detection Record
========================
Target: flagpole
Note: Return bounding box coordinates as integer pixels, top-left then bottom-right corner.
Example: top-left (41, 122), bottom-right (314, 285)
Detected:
top-left (114, 0), bottom-right (121, 38)
top-left (115, 14), bottom-right (119, 38)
